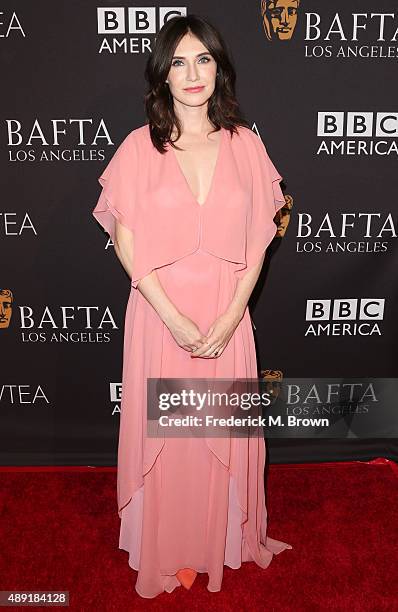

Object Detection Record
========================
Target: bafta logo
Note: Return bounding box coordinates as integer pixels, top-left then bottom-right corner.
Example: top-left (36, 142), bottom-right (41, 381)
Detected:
top-left (275, 194), bottom-right (293, 238)
top-left (0, 289), bottom-right (13, 329)
top-left (261, 369), bottom-right (283, 403)
top-left (261, 0), bottom-right (300, 41)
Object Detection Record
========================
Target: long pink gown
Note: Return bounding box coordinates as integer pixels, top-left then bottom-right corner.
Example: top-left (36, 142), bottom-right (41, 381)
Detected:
top-left (92, 123), bottom-right (292, 598)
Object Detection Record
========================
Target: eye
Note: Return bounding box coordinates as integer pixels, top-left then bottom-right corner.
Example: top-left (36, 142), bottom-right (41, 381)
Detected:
top-left (171, 56), bottom-right (212, 67)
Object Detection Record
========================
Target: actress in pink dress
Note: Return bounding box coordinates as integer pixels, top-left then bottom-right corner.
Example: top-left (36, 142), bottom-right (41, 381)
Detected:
top-left (92, 14), bottom-right (292, 599)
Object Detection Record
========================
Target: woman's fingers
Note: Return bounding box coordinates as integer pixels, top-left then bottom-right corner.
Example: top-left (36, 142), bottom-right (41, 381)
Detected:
top-left (191, 340), bottom-right (224, 358)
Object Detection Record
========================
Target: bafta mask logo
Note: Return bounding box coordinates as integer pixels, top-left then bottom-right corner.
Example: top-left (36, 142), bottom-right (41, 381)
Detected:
top-left (0, 289), bottom-right (13, 329)
top-left (261, 0), bottom-right (300, 41)
top-left (275, 194), bottom-right (293, 237)
top-left (261, 369), bottom-right (283, 403)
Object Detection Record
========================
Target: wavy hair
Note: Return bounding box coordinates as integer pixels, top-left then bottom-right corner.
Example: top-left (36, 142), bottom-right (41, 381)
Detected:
top-left (143, 14), bottom-right (250, 153)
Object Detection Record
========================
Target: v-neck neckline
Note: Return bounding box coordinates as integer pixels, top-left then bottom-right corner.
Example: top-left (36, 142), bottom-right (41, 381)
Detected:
top-left (169, 127), bottom-right (224, 208)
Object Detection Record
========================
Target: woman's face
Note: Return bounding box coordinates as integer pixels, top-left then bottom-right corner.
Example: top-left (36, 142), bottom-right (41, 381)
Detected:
top-left (166, 32), bottom-right (217, 108)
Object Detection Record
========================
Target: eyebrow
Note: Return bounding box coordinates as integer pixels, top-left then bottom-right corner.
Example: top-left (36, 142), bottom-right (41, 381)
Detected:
top-left (172, 52), bottom-right (210, 59)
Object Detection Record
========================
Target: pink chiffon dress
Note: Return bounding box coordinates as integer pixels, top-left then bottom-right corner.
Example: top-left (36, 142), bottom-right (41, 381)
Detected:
top-left (92, 123), bottom-right (292, 598)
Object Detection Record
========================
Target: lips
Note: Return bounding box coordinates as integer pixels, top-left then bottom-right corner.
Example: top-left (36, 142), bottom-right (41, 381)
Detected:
top-left (184, 86), bottom-right (205, 92)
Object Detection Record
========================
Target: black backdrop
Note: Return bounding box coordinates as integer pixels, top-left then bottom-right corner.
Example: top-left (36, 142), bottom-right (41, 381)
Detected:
top-left (1, 1), bottom-right (397, 465)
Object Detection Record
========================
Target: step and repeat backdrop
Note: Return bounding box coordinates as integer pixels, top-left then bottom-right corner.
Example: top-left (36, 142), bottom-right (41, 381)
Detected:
top-left (1, 2), bottom-right (397, 464)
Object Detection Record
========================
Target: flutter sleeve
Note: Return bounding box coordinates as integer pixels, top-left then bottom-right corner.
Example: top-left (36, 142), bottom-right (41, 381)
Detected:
top-left (93, 127), bottom-right (204, 290)
top-left (235, 131), bottom-right (285, 279)
top-left (93, 130), bottom-right (156, 289)
top-left (92, 132), bottom-right (138, 244)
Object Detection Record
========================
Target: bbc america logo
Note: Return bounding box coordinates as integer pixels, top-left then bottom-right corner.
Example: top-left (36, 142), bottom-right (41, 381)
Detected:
top-left (317, 112), bottom-right (398, 137)
top-left (305, 298), bottom-right (385, 336)
top-left (97, 6), bottom-right (186, 34)
top-left (306, 299), bottom-right (384, 320)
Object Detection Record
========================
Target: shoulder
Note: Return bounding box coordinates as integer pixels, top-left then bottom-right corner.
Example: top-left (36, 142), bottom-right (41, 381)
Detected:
top-left (234, 125), bottom-right (265, 147)
top-left (234, 125), bottom-right (255, 139)
top-left (122, 123), bottom-right (149, 147)
top-left (128, 123), bottom-right (149, 138)
top-left (111, 124), bottom-right (149, 162)
top-left (230, 125), bottom-right (268, 158)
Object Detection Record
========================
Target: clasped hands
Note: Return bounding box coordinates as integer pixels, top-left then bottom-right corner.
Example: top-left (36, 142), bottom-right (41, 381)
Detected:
top-left (168, 309), bottom-right (244, 359)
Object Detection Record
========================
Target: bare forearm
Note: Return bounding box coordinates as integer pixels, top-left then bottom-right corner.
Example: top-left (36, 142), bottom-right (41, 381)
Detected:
top-left (113, 222), bottom-right (134, 278)
top-left (225, 253), bottom-right (265, 321)
top-left (135, 271), bottom-right (182, 327)
top-left (113, 222), bottom-right (181, 327)
top-left (114, 241), bottom-right (133, 279)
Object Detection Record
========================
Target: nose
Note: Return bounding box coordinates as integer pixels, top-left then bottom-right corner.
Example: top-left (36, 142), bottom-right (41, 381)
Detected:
top-left (186, 61), bottom-right (200, 82)
top-left (280, 9), bottom-right (289, 25)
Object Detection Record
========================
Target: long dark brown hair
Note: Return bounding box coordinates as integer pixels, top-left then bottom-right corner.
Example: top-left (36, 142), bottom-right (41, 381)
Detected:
top-left (143, 14), bottom-right (250, 153)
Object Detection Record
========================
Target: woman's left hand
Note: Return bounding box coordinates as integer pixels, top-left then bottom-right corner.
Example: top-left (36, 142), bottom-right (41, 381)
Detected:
top-left (190, 310), bottom-right (243, 359)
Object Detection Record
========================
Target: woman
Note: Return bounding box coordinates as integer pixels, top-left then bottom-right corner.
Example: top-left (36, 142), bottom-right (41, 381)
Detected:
top-left (93, 14), bottom-right (292, 599)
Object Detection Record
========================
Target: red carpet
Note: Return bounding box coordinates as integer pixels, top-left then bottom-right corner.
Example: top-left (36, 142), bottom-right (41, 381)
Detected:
top-left (0, 458), bottom-right (397, 611)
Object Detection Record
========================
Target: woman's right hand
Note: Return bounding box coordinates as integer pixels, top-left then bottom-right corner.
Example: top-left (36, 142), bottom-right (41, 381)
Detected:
top-left (166, 312), bottom-right (208, 353)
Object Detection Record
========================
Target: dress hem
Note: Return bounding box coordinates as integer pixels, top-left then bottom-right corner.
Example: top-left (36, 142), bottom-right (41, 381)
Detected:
top-left (120, 538), bottom-right (293, 598)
